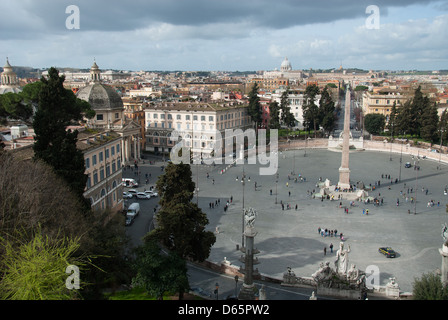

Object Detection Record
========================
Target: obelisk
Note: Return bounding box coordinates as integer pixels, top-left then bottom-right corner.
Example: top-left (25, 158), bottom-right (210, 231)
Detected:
top-left (338, 88), bottom-right (351, 189)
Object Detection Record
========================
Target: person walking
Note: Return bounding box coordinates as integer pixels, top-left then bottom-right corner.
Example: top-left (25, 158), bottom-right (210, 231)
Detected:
top-left (324, 247), bottom-right (327, 255)
top-left (329, 243), bottom-right (333, 253)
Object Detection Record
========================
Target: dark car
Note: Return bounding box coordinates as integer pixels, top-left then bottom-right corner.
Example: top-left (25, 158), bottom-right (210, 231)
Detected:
top-left (405, 162), bottom-right (412, 168)
top-left (379, 247), bottom-right (396, 258)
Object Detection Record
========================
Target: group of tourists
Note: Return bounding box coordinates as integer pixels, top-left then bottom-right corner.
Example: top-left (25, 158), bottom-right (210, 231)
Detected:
top-left (318, 227), bottom-right (343, 239)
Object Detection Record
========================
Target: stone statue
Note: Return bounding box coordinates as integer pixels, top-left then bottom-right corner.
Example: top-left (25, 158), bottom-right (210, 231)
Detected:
top-left (312, 261), bottom-right (335, 282)
top-left (244, 208), bottom-right (257, 228)
top-left (334, 242), bottom-right (351, 275)
top-left (442, 223), bottom-right (448, 244)
top-left (347, 264), bottom-right (359, 281)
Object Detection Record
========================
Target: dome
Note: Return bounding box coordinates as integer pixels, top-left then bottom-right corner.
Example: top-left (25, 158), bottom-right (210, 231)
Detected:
top-left (76, 83), bottom-right (123, 111)
top-left (280, 57), bottom-right (292, 72)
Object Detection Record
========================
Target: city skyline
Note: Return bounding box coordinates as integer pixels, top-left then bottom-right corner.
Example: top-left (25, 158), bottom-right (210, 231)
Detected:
top-left (1, 0), bottom-right (448, 72)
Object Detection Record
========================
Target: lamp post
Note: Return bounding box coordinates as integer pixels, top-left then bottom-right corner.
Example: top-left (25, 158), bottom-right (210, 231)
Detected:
top-left (214, 282), bottom-right (219, 300)
top-left (234, 275), bottom-right (239, 297)
top-left (414, 157), bottom-right (419, 215)
top-left (399, 137), bottom-right (404, 182)
top-left (241, 165), bottom-right (250, 248)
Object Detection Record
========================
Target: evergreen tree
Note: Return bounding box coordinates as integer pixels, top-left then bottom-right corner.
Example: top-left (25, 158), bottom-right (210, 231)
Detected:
top-left (396, 100), bottom-right (413, 135)
top-left (32, 67), bottom-right (92, 209)
top-left (151, 162), bottom-right (216, 262)
top-left (420, 102), bottom-right (439, 143)
top-left (247, 83), bottom-right (262, 129)
top-left (268, 101), bottom-right (281, 129)
top-left (302, 84), bottom-right (320, 133)
top-left (387, 101), bottom-right (398, 139)
top-left (279, 88), bottom-right (296, 128)
top-left (412, 272), bottom-right (448, 300)
top-left (364, 113), bottom-right (386, 135)
top-left (439, 110), bottom-right (448, 146)
top-left (318, 87), bottom-right (336, 134)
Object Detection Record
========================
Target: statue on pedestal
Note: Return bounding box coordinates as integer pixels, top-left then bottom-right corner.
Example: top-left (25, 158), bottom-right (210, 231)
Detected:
top-left (335, 242), bottom-right (351, 275)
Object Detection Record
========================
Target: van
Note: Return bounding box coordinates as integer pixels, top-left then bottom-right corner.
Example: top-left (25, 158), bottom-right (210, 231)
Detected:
top-left (126, 203), bottom-right (140, 221)
top-left (122, 178), bottom-right (139, 187)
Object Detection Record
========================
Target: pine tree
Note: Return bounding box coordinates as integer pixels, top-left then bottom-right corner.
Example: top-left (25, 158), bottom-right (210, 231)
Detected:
top-left (318, 87), bottom-right (336, 134)
top-left (268, 101), bottom-right (281, 129)
top-left (420, 102), bottom-right (439, 143)
top-left (32, 67), bottom-right (91, 209)
top-left (279, 88), bottom-right (296, 128)
top-left (303, 84), bottom-right (320, 133)
top-left (152, 162), bottom-right (216, 262)
top-left (247, 83), bottom-right (262, 129)
top-left (387, 101), bottom-right (398, 139)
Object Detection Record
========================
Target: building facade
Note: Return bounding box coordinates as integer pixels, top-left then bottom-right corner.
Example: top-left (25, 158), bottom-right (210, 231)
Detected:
top-left (77, 130), bottom-right (123, 212)
top-left (144, 101), bottom-right (252, 159)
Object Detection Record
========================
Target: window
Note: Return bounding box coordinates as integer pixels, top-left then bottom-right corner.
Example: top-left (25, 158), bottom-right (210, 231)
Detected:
top-left (105, 148), bottom-right (110, 159)
top-left (100, 168), bottom-right (105, 180)
top-left (97, 114), bottom-right (103, 121)
top-left (111, 146), bottom-right (115, 156)
top-left (99, 151), bottom-right (103, 162)
top-left (193, 115), bottom-right (198, 121)
top-left (161, 114), bottom-right (165, 119)
top-left (168, 114), bottom-right (173, 120)
top-left (201, 116), bottom-right (206, 121)
top-left (209, 116), bottom-right (214, 122)
top-left (153, 114), bottom-right (158, 119)
top-left (85, 158), bottom-right (90, 169)
top-left (92, 154), bottom-right (97, 166)
top-left (177, 114), bottom-right (181, 120)
top-left (186, 115), bottom-right (190, 120)
top-left (117, 143), bottom-right (120, 153)
top-left (115, 112), bottom-right (119, 119)
top-left (93, 172), bottom-right (98, 184)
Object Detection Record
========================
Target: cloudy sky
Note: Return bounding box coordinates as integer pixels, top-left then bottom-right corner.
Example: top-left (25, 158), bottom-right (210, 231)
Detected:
top-left (1, 0), bottom-right (447, 71)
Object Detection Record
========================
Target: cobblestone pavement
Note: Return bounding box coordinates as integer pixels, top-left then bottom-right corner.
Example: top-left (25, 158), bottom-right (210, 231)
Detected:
top-left (192, 148), bottom-right (448, 293)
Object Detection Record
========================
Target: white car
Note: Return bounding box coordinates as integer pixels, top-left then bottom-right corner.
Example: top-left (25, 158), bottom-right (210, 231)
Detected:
top-left (136, 192), bottom-right (151, 199)
top-left (127, 189), bottom-right (138, 195)
top-left (144, 190), bottom-right (159, 198)
top-left (123, 191), bottom-right (133, 199)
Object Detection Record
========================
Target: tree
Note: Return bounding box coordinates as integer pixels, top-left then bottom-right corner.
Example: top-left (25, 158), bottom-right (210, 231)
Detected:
top-left (132, 239), bottom-right (189, 300)
top-left (412, 272), bottom-right (448, 300)
top-left (318, 87), bottom-right (336, 134)
top-left (302, 84), bottom-right (320, 133)
top-left (0, 228), bottom-right (87, 300)
top-left (149, 162), bottom-right (215, 299)
top-left (420, 102), bottom-right (439, 143)
top-left (439, 110), bottom-right (448, 146)
top-left (247, 83), bottom-right (262, 129)
top-left (279, 88), bottom-right (296, 128)
top-left (32, 67), bottom-right (93, 209)
top-left (396, 100), bottom-right (413, 135)
top-left (387, 101), bottom-right (398, 139)
top-left (364, 113), bottom-right (386, 135)
top-left (0, 92), bottom-right (33, 125)
top-left (268, 101), bottom-right (281, 129)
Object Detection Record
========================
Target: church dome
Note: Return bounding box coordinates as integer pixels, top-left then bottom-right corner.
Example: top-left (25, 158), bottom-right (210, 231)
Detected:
top-left (280, 57), bottom-right (292, 72)
top-left (0, 58), bottom-right (22, 95)
top-left (76, 61), bottom-right (123, 111)
top-left (76, 83), bottom-right (123, 111)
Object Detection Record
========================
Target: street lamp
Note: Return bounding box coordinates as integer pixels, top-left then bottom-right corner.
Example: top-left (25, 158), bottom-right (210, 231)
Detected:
top-left (234, 275), bottom-right (239, 297)
top-left (214, 282), bottom-right (219, 300)
top-left (241, 165), bottom-right (250, 248)
top-left (414, 157), bottom-right (419, 215)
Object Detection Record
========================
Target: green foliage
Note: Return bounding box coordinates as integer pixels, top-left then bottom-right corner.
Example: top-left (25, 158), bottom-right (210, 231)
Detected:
top-left (318, 87), bottom-right (336, 134)
top-left (364, 113), bottom-right (386, 135)
top-left (302, 84), bottom-right (320, 132)
top-left (0, 228), bottom-right (86, 300)
top-left (269, 101), bottom-right (281, 129)
top-left (280, 88), bottom-right (296, 129)
top-left (420, 102), bottom-right (439, 143)
top-left (412, 272), bottom-right (448, 300)
top-left (132, 239), bottom-right (189, 300)
top-left (32, 67), bottom-right (90, 209)
top-left (152, 162), bottom-right (216, 262)
top-left (247, 83), bottom-right (262, 127)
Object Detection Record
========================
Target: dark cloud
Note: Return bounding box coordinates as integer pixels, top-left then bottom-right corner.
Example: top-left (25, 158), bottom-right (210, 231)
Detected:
top-left (1, 0), bottom-right (441, 38)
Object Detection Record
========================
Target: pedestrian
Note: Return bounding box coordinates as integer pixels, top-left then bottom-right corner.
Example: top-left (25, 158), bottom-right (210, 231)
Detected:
top-left (270, 189), bottom-right (272, 196)
top-left (289, 191), bottom-right (291, 197)
top-left (324, 247), bottom-right (327, 255)
top-left (330, 243), bottom-right (333, 253)
top-left (295, 204), bottom-right (298, 210)
top-left (318, 227), bottom-right (321, 234)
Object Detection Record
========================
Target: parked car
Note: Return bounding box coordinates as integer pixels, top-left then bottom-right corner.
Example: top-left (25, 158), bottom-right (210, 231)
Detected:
top-left (136, 192), bottom-right (151, 199)
top-left (404, 162), bottom-right (412, 168)
top-left (144, 190), bottom-right (159, 198)
top-left (127, 189), bottom-right (138, 195)
top-left (379, 247), bottom-right (396, 258)
top-left (123, 191), bottom-right (133, 199)
top-left (125, 216), bottom-right (134, 226)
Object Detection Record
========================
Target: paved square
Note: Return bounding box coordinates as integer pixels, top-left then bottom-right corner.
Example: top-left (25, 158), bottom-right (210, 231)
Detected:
top-left (193, 148), bottom-right (448, 293)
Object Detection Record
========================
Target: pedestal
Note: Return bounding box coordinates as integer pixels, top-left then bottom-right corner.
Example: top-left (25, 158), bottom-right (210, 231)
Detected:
top-left (238, 226), bottom-right (258, 300)
top-left (338, 167), bottom-right (351, 189)
top-left (439, 244), bottom-right (448, 286)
